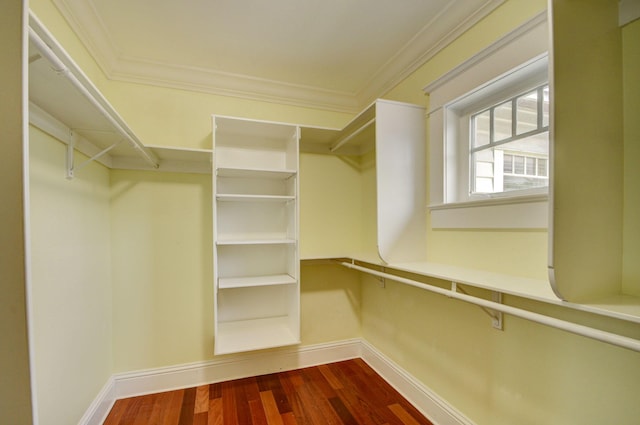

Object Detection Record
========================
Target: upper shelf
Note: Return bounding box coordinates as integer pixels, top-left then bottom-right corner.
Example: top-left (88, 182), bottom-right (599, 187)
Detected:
top-left (300, 102), bottom-right (376, 156)
top-left (28, 12), bottom-right (211, 175)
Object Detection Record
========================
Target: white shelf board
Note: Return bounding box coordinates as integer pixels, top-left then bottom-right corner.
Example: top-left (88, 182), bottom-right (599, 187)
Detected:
top-left (215, 316), bottom-right (299, 355)
top-left (218, 274), bottom-right (297, 289)
top-left (568, 294), bottom-right (640, 324)
top-left (216, 238), bottom-right (297, 246)
top-left (216, 167), bottom-right (296, 180)
top-left (340, 255), bottom-right (640, 324)
top-left (216, 194), bottom-right (295, 202)
top-left (112, 145), bottom-right (213, 173)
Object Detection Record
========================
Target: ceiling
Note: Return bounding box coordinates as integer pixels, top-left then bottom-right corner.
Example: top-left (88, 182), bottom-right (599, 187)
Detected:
top-left (50, 0), bottom-right (504, 112)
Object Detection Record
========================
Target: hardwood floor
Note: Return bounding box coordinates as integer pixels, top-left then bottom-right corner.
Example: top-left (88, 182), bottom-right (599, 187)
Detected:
top-left (103, 358), bottom-right (433, 425)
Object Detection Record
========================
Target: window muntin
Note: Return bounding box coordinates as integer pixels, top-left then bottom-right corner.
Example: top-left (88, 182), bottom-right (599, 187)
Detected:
top-left (470, 84), bottom-right (549, 195)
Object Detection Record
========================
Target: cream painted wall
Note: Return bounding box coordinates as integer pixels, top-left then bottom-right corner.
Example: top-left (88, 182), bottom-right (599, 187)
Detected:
top-left (0, 0), bottom-right (34, 422)
top-left (299, 263), bottom-right (361, 345)
top-left (29, 126), bottom-right (113, 425)
top-left (622, 19), bottom-right (640, 296)
top-left (300, 153), bottom-right (363, 258)
top-left (110, 170), bottom-right (213, 371)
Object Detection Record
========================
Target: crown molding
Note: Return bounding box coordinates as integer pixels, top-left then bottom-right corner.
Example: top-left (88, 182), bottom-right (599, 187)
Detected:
top-left (109, 56), bottom-right (362, 113)
top-left (52, 0), bottom-right (505, 113)
top-left (356, 0), bottom-right (506, 106)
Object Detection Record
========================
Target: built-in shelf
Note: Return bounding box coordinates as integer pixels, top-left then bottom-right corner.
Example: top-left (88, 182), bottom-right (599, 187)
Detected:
top-left (219, 274), bottom-right (297, 290)
top-left (300, 102), bottom-right (376, 156)
top-left (216, 167), bottom-right (297, 179)
top-left (216, 239), bottom-right (297, 245)
top-left (216, 316), bottom-right (300, 355)
top-left (216, 194), bottom-right (295, 202)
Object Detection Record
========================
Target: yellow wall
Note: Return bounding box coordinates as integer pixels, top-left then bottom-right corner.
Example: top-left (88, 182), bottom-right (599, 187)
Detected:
top-left (29, 127), bottom-right (113, 425)
top-left (110, 170), bottom-right (214, 371)
top-left (622, 19), bottom-right (640, 296)
top-left (299, 154), bottom-right (363, 259)
top-left (0, 0), bottom-right (34, 423)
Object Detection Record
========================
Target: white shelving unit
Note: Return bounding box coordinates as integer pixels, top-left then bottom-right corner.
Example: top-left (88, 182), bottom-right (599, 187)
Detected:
top-left (212, 116), bottom-right (300, 355)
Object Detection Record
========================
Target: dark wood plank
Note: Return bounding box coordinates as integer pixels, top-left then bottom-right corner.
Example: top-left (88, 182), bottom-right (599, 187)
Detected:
top-left (221, 381), bottom-right (238, 425)
top-left (178, 387), bottom-right (196, 425)
top-left (102, 359), bottom-right (433, 425)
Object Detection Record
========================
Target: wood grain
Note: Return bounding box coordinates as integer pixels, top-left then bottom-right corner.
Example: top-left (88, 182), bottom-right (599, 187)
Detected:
top-left (103, 359), bottom-right (433, 425)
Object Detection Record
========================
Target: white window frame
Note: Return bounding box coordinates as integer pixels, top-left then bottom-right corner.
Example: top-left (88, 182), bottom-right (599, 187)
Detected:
top-left (424, 12), bottom-right (549, 229)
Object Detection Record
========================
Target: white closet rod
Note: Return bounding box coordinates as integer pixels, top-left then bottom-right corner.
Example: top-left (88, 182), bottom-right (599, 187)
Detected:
top-left (330, 118), bottom-right (375, 153)
top-left (341, 261), bottom-right (640, 353)
top-left (28, 27), bottom-right (159, 170)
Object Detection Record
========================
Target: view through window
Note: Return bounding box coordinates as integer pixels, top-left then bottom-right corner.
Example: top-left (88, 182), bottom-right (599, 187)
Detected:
top-left (471, 84), bottom-right (549, 194)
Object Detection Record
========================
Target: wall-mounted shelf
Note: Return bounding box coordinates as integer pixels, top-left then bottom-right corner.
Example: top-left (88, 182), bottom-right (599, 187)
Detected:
top-left (213, 115), bottom-right (300, 355)
top-left (299, 103), bottom-right (375, 156)
top-left (219, 274), bottom-right (297, 290)
top-left (28, 13), bottom-right (211, 176)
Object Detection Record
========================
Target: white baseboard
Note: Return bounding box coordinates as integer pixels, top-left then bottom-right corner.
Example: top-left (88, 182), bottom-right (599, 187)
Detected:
top-left (79, 338), bottom-right (473, 425)
top-left (359, 340), bottom-right (475, 425)
top-left (77, 377), bottom-right (116, 425)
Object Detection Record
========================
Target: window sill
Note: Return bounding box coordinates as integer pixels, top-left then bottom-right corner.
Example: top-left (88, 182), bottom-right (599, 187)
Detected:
top-left (429, 194), bottom-right (548, 229)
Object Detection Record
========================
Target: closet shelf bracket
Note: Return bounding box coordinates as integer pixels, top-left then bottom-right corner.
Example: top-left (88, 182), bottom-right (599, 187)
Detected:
top-left (66, 131), bottom-right (123, 179)
top-left (453, 282), bottom-right (504, 330)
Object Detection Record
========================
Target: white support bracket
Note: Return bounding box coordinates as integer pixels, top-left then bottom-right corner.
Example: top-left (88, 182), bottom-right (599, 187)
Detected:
top-left (66, 130), bottom-right (77, 180)
top-left (66, 130), bottom-right (123, 180)
top-left (452, 282), bottom-right (503, 330)
top-left (491, 291), bottom-right (504, 330)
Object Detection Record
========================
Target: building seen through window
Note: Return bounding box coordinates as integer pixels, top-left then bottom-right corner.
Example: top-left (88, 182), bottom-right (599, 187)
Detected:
top-left (471, 84), bottom-right (549, 194)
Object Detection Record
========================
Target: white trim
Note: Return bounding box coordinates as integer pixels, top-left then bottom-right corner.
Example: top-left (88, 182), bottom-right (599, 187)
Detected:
top-left (360, 340), bottom-right (475, 425)
top-left (423, 11), bottom-right (547, 96)
top-left (77, 378), bottom-right (116, 425)
top-left (112, 339), bottom-right (361, 399)
top-left (79, 339), bottom-right (473, 425)
top-left (357, 0), bottom-right (506, 106)
top-left (430, 198), bottom-right (548, 229)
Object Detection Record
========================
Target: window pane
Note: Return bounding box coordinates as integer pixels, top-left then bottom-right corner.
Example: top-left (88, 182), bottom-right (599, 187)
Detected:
top-left (525, 157), bottom-right (536, 175)
top-left (503, 154), bottom-right (513, 173)
top-left (538, 158), bottom-right (548, 177)
top-left (542, 86), bottom-right (549, 127)
top-left (473, 110), bottom-right (490, 147)
top-left (499, 133), bottom-right (549, 192)
top-left (493, 101), bottom-right (512, 142)
top-left (513, 155), bottom-right (525, 174)
top-left (516, 90), bottom-right (538, 135)
top-left (472, 149), bottom-right (495, 193)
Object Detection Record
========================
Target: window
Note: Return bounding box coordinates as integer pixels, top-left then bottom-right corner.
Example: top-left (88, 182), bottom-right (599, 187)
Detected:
top-left (470, 84), bottom-right (549, 195)
top-left (424, 13), bottom-right (549, 228)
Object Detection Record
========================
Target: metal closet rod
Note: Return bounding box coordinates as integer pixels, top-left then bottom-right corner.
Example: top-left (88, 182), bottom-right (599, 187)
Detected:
top-left (340, 261), bottom-right (640, 353)
top-left (28, 27), bottom-right (159, 169)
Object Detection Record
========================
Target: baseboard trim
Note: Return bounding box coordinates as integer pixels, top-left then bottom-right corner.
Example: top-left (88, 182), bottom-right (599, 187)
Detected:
top-left (79, 338), bottom-right (473, 425)
top-left (359, 340), bottom-right (474, 425)
top-left (77, 376), bottom-right (116, 425)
